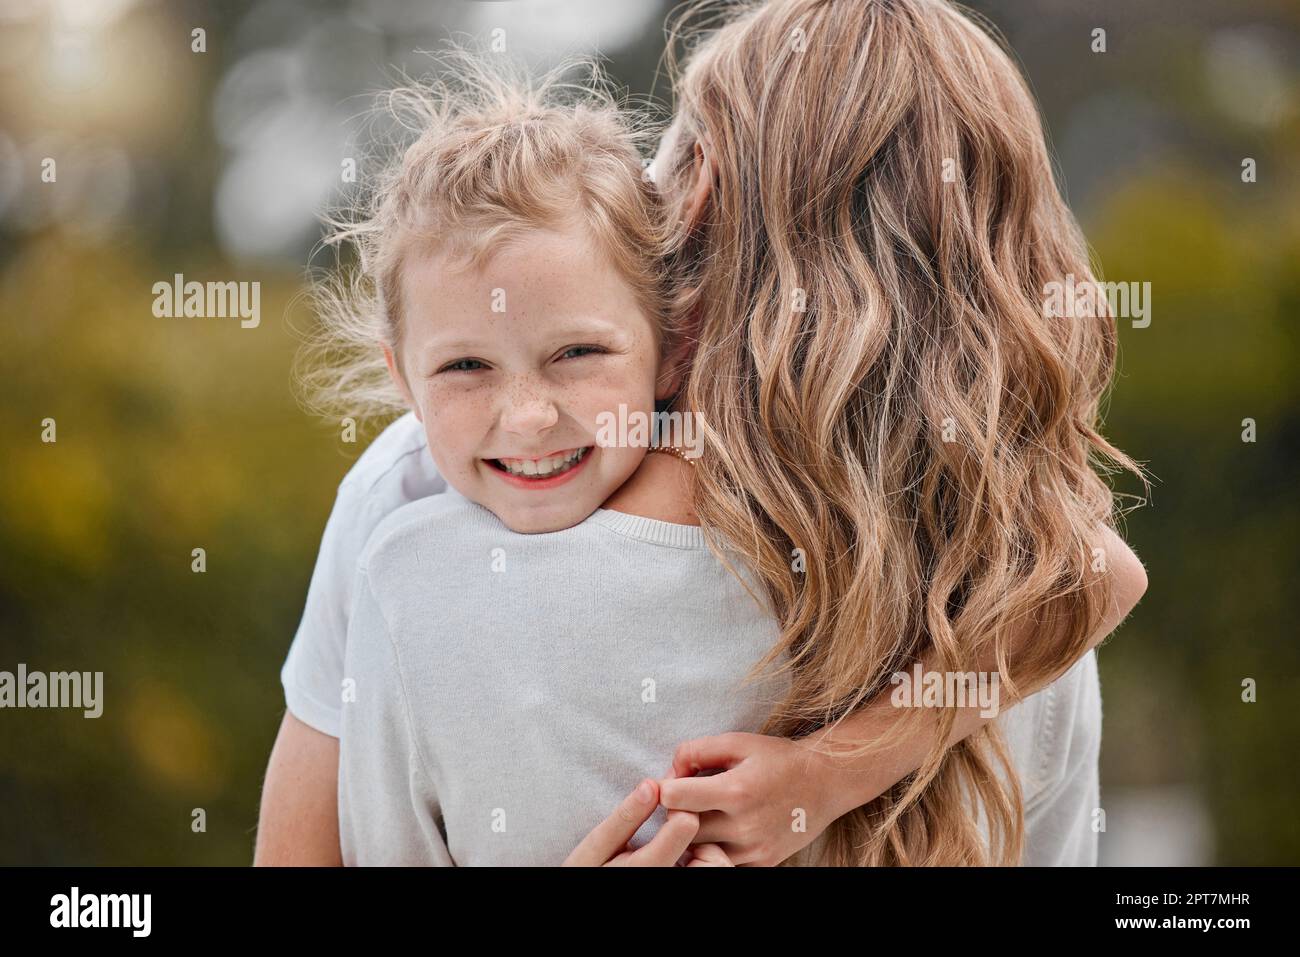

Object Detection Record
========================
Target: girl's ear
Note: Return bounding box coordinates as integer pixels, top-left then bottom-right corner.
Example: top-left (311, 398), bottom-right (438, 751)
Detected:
top-left (383, 345), bottom-right (422, 423)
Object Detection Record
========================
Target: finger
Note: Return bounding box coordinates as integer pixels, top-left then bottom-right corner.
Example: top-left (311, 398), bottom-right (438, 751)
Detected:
top-left (690, 815), bottom-right (767, 864)
top-left (713, 841), bottom-right (765, 866)
top-left (563, 778), bottom-right (659, 867)
top-left (618, 809), bottom-right (699, 867)
top-left (685, 843), bottom-right (735, 867)
top-left (670, 733), bottom-right (749, 778)
top-left (690, 809), bottom-right (739, 845)
top-left (659, 768), bottom-right (741, 813)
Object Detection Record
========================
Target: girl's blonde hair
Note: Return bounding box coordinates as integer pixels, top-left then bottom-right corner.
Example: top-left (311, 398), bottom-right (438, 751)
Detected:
top-left (658, 0), bottom-right (1150, 865)
top-left (298, 50), bottom-right (678, 421)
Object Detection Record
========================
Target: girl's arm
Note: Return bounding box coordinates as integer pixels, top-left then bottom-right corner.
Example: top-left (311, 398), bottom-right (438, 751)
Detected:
top-left (254, 712), bottom-right (342, 866)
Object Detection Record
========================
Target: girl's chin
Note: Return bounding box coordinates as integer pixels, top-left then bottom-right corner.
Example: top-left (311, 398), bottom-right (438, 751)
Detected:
top-left (492, 501), bottom-right (595, 535)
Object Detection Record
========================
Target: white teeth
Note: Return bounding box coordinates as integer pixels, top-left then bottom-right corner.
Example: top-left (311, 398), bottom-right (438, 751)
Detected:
top-left (496, 447), bottom-right (587, 478)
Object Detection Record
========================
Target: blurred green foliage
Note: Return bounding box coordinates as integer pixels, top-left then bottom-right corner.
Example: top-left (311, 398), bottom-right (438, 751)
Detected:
top-left (0, 0), bottom-right (1296, 865)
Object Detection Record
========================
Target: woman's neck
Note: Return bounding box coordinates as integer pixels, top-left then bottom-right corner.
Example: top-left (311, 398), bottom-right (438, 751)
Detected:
top-left (600, 448), bottom-right (699, 526)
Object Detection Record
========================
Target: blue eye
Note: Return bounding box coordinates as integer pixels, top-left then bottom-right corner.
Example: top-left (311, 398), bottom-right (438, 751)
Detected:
top-left (560, 346), bottom-right (604, 361)
top-left (440, 359), bottom-right (486, 374)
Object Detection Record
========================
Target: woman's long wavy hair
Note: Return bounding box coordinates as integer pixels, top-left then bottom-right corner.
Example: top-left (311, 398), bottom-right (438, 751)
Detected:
top-left (657, 0), bottom-right (1149, 865)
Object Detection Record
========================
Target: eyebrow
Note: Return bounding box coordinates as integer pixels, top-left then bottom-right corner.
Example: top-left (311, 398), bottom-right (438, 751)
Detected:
top-left (423, 317), bottom-right (631, 354)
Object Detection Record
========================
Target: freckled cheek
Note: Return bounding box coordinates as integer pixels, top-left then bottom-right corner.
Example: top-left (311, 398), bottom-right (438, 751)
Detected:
top-left (420, 386), bottom-right (493, 465)
top-left (567, 357), bottom-right (659, 422)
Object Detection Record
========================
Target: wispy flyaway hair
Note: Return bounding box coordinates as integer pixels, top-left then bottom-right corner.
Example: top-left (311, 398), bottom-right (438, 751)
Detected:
top-left (297, 48), bottom-right (678, 421)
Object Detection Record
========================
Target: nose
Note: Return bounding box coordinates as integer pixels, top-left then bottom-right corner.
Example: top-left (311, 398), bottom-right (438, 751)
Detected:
top-left (498, 377), bottom-right (559, 437)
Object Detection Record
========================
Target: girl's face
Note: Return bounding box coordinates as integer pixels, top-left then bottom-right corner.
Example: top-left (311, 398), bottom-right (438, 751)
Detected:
top-left (390, 220), bottom-right (664, 534)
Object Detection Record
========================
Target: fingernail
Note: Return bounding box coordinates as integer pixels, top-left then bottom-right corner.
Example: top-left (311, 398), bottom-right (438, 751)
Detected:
top-left (635, 779), bottom-right (653, 802)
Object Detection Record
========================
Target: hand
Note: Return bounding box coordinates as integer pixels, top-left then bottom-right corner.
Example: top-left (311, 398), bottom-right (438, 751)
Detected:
top-left (562, 778), bottom-right (704, 866)
top-left (680, 843), bottom-right (735, 867)
top-left (658, 732), bottom-right (846, 867)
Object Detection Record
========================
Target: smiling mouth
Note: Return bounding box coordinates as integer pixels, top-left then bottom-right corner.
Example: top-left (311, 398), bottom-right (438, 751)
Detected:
top-left (487, 446), bottom-right (591, 479)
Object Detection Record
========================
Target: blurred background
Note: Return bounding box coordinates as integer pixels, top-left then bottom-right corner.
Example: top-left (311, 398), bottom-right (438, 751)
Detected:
top-left (0, 0), bottom-right (1296, 865)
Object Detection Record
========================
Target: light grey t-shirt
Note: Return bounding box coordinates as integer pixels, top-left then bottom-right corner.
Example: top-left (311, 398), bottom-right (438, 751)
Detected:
top-left (281, 415), bottom-right (445, 739)
top-left (997, 648), bottom-right (1102, 866)
top-left (285, 413), bottom-right (1104, 866)
top-left (338, 488), bottom-right (790, 866)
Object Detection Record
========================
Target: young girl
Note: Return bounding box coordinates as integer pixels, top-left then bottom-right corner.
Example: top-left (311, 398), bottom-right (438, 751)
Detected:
top-left (259, 0), bottom-right (1148, 867)
top-left (317, 57), bottom-right (798, 864)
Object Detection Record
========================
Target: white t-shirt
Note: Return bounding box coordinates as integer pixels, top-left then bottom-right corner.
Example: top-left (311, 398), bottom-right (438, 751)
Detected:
top-left (281, 414), bottom-right (446, 739)
top-left (281, 412), bottom-right (1103, 865)
top-left (339, 488), bottom-right (790, 865)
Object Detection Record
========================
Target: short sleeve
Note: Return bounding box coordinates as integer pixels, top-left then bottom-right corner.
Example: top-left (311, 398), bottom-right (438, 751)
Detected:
top-left (280, 413), bottom-right (444, 737)
top-left (338, 570), bottom-right (455, 866)
top-left (279, 479), bottom-right (386, 737)
top-left (1020, 650), bottom-right (1102, 865)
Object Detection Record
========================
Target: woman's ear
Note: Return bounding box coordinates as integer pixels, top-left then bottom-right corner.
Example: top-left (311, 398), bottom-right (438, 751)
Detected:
top-left (383, 345), bottom-right (422, 423)
top-left (654, 360), bottom-right (684, 403)
top-left (654, 320), bottom-right (700, 404)
top-left (682, 138), bottom-right (717, 231)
